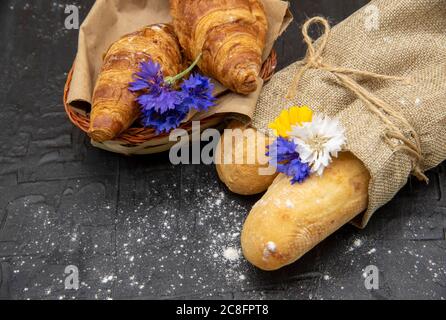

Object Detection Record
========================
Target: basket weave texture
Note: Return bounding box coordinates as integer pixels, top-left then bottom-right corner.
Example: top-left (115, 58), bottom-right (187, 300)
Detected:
top-left (64, 50), bottom-right (277, 155)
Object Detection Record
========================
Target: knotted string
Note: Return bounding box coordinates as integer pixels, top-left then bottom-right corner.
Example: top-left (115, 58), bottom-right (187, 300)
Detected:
top-left (287, 17), bottom-right (428, 182)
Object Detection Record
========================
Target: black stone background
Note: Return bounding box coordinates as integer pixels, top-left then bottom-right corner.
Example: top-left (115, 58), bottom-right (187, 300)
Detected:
top-left (0, 0), bottom-right (444, 300)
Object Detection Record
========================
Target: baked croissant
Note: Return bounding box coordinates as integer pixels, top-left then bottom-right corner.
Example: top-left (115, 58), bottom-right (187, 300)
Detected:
top-left (89, 24), bottom-right (183, 142)
top-left (170, 0), bottom-right (268, 95)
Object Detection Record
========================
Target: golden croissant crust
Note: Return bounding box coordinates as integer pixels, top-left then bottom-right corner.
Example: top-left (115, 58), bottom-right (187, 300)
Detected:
top-left (89, 24), bottom-right (183, 142)
top-left (170, 0), bottom-right (268, 95)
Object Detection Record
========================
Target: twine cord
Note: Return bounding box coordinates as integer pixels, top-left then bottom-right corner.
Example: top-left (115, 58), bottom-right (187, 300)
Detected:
top-left (287, 17), bottom-right (428, 182)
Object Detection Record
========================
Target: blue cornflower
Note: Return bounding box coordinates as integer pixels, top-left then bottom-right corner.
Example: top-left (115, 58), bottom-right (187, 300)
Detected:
top-left (129, 60), bottom-right (163, 91)
top-left (129, 61), bottom-right (180, 114)
top-left (267, 137), bottom-right (299, 165)
top-left (141, 103), bottom-right (190, 135)
top-left (280, 158), bottom-right (311, 184)
top-left (267, 137), bottom-right (311, 184)
top-left (135, 87), bottom-right (182, 114)
top-left (180, 73), bottom-right (216, 111)
top-left (129, 55), bottom-right (215, 134)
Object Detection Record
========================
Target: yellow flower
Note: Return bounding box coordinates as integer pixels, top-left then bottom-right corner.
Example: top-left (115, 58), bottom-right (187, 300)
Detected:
top-left (269, 106), bottom-right (313, 138)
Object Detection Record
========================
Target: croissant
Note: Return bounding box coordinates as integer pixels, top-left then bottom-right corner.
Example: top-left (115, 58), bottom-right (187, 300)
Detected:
top-left (89, 24), bottom-right (183, 142)
top-left (170, 0), bottom-right (268, 95)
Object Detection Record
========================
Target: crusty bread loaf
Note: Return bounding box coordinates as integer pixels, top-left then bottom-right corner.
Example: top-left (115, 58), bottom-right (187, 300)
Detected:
top-left (241, 152), bottom-right (370, 271)
top-left (215, 121), bottom-right (277, 195)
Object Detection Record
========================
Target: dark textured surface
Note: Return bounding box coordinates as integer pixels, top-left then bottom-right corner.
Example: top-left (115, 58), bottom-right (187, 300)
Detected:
top-left (0, 0), bottom-right (444, 300)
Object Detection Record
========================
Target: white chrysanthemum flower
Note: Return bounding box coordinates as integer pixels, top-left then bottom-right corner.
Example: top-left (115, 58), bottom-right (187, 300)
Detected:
top-left (290, 114), bottom-right (346, 176)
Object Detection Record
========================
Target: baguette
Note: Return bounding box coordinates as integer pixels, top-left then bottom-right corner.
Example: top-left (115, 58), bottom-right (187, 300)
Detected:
top-left (242, 152), bottom-right (370, 271)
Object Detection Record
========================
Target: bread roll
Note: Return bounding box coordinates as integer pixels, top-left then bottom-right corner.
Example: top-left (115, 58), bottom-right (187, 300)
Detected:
top-left (241, 152), bottom-right (370, 271)
top-left (216, 121), bottom-right (277, 195)
top-left (170, 0), bottom-right (268, 94)
top-left (89, 24), bottom-right (183, 142)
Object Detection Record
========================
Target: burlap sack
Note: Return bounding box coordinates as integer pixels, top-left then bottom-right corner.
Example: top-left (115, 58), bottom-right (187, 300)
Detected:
top-left (252, 0), bottom-right (446, 227)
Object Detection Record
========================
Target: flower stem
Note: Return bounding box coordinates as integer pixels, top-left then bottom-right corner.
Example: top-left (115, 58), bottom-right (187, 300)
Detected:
top-left (165, 53), bottom-right (202, 85)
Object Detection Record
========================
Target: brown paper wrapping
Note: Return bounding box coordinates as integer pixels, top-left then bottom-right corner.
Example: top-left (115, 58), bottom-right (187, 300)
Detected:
top-left (67, 0), bottom-right (292, 124)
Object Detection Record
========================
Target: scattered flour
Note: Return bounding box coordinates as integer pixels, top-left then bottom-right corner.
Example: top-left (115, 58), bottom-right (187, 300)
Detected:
top-left (223, 247), bottom-right (240, 262)
top-left (348, 238), bottom-right (364, 252)
top-left (101, 275), bottom-right (114, 284)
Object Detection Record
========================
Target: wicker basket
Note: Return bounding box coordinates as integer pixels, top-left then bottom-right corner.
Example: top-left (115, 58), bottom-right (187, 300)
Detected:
top-left (64, 50), bottom-right (277, 155)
